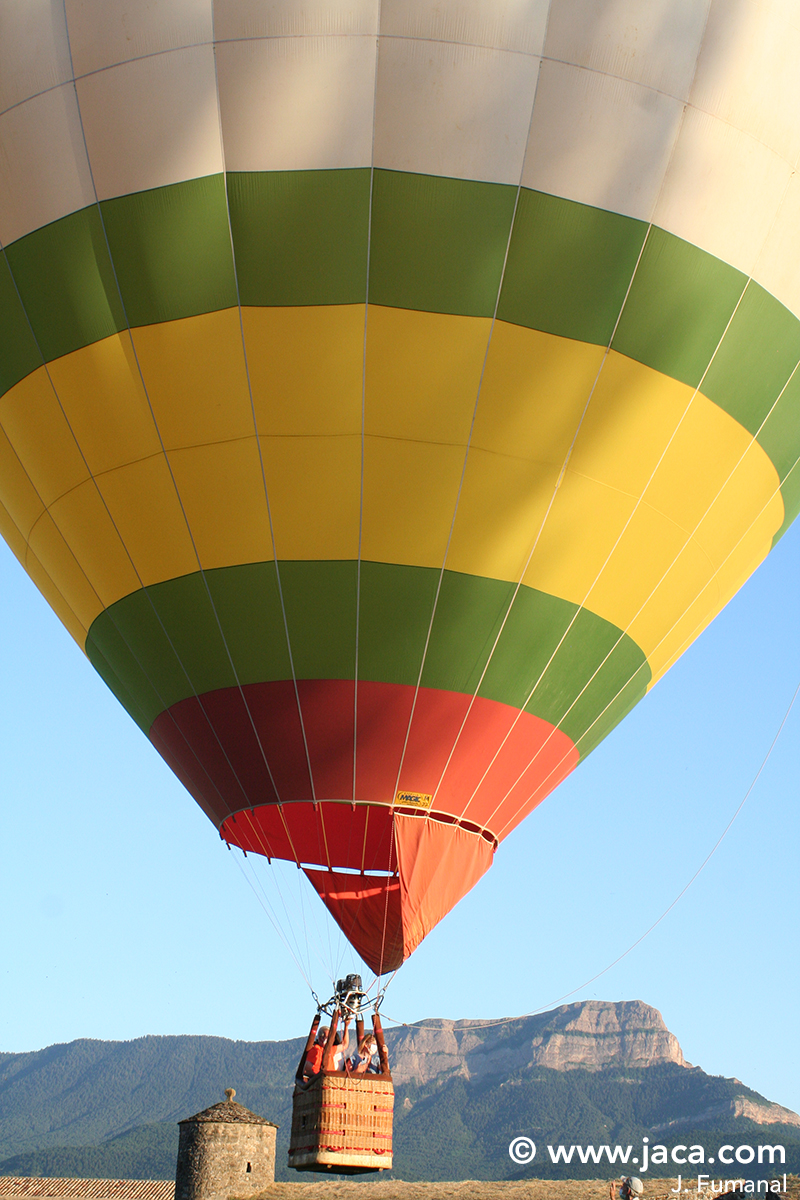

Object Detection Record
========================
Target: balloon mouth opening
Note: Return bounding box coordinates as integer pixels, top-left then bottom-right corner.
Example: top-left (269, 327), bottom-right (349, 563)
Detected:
top-left (219, 800), bottom-right (497, 973)
top-left (219, 798), bottom-right (499, 863)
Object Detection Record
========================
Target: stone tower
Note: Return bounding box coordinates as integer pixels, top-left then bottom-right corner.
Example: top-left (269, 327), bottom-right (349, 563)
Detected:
top-left (175, 1088), bottom-right (278, 1200)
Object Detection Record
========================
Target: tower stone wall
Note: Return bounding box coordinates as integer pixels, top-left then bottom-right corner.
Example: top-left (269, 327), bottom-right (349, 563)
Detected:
top-left (174, 1090), bottom-right (277, 1200)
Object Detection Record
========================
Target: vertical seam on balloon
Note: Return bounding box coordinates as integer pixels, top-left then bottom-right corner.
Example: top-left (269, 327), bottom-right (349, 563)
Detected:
top-left (758, 164), bottom-right (800, 266)
top-left (319, 876), bottom-right (363, 960)
top-left (329, 6), bottom-right (388, 979)
top-left (432, 0), bottom-right (718, 820)
top-left (43, 0), bottom-right (271, 824)
top-left (388, 31), bottom-right (555, 814)
top-left (355, 3), bottom-right (382, 871)
top-left (207, 9), bottom-right (322, 863)
top-left (318, 802), bottom-right (334, 879)
top-left (361, 805), bottom-right (371, 876)
top-left (365, 800), bottom-right (398, 879)
top-left (377, 809), bottom-right (398, 976)
top-left (494, 445), bottom-right (800, 842)
top-left (0, 240), bottom-right (238, 818)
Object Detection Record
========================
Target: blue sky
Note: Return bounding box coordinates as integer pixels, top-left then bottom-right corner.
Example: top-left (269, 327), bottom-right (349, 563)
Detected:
top-left (0, 519), bottom-right (798, 1118)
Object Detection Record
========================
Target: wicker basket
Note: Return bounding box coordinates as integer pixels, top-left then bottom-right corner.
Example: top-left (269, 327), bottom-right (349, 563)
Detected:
top-left (288, 1072), bottom-right (394, 1174)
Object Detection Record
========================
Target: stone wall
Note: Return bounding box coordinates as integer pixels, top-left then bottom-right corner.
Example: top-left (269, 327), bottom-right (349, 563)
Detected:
top-left (175, 1121), bottom-right (275, 1200)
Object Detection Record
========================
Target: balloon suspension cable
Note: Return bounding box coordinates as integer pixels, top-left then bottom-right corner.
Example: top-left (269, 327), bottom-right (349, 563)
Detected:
top-left (226, 844), bottom-right (319, 999)
top-left (372, 971), bottom-right (397, 1013)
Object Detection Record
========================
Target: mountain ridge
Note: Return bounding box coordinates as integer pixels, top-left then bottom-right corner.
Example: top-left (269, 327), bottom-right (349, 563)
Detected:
top-left (387, 1001), bottom-right (688, 1084)
top-left (1, 1001), bottom-right (797, 1182)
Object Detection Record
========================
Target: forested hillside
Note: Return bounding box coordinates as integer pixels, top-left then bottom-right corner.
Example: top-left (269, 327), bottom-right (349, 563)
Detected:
top-left (1, 1005), bottom-right (797, 1182)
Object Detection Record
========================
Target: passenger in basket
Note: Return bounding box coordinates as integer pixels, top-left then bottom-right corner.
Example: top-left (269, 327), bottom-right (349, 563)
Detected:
top-left (352, 1035), bottom-right (379, 1074)
top-left (300, 1026), bottom-right (328, 1083)
top-left (332, 1019), bottom-right (352, 1071)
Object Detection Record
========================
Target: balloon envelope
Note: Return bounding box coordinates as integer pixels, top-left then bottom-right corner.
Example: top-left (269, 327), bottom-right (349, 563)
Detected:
top-left (1, 0), bottom-right (799, 972)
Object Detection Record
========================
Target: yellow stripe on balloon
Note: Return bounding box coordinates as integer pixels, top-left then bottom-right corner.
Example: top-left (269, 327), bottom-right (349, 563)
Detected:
top-left (26, 507), bottom-right (104, 635)
top-left (134, 307), bottom-right (258, 449)
top-left (0, 492), bottom-right (87, 646)
top-left (361, 435), bottom-right (468, 567)
top-left (449, 328), bottom-right (782, 680)
top-left (260, 433), bottom-right (362, 561)
top-left (0, 305), bottom-right (783, 683)
top-left (647, 441), bottom-right (784, 683)
top-left (0, 420), bottom-right (46, 543)
top-left (244, 305), bottom-right (365, 438)
top-left (46, 330), bottom-right (160, 475)
top-left (365, 306), bottom-right (493, 444)
top-left (0, 367), bottom-right (89, 511)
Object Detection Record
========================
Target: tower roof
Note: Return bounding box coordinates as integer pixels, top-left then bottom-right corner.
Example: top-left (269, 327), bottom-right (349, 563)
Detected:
top-left (179, 1089), bottom-right (277, 1127)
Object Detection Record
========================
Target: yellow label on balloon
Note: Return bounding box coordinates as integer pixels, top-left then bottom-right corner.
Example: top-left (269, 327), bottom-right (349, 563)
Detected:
top-left (395, 791), bottom-right (432, 809)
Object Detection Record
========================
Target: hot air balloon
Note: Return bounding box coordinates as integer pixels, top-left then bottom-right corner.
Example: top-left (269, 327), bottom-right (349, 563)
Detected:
top-left (1, 0), bottom-right (799, 977)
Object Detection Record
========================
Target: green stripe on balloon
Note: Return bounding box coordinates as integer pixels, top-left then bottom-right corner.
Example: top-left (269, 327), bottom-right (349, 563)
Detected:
top-left (498, 187), bottom-right (648, 345)
top-left (4, 204), bottom-right (126, 366)
top-left (0, 253), bottom-right (42, 395)
top-left (229, 169), bottom-right (370, 307)
top-left (702, 282), bottom-right (800, 542)
top-left (85, 560), bottom-right (650, 756)
top-left (102, 174), bottom-right (237, 326)
top-left (369, 170), bottom-right (517, 316)
top-left (2, 169), bottom-right (799, 537)
top-left (611, 225), bottom-right (747, 387)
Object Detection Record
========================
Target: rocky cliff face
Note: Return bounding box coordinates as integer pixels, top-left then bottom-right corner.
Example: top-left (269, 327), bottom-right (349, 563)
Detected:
top-left (385, 1000), bottom-right (800, 1134)
top-left (386, 999), bottom-right (687, 1085)
top-left (652, 1096), bottom-right (800, 1133)
top-left (731, 1097), bottom-right (800, 1127)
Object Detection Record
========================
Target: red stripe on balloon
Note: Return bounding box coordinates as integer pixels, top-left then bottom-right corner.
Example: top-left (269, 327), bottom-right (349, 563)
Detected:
top-left (149, 679), bottom-right (579, 854)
